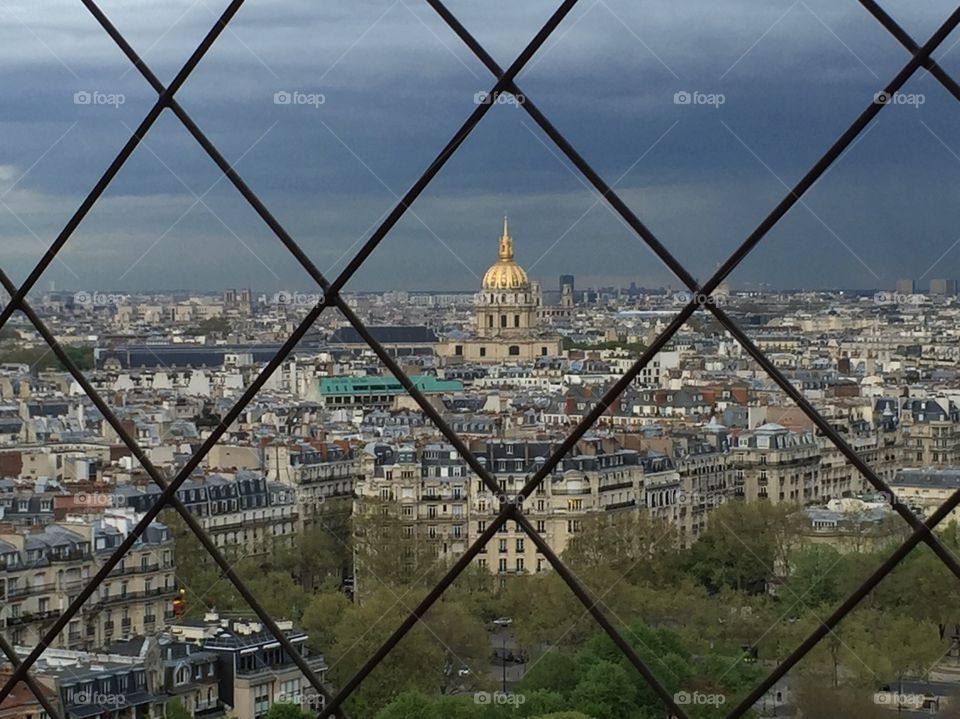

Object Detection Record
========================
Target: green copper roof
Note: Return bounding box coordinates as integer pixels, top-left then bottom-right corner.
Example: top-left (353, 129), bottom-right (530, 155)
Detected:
top-left (318, 375), bottom-right (462, 396)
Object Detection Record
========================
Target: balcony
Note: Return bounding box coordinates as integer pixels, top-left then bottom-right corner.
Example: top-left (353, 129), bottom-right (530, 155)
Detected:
top-left (6, 609), bottom-right (62, 625)
top-left (144, 614), bottom-right (157, 625)
top-left (68, 630), bottom-right (82, 642)
top-left (50, 549), bottom-right (89, 562)
top-left (108, 562), bottom-right (163, 577)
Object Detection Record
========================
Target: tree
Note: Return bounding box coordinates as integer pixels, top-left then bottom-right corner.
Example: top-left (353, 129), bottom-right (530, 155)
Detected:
top-left (165, 699), bottom-right (192, 719)
top-left (265, 702), bottom-right (314, 719)
top-left (785, 544), bottom-right (844, 608)
top-left (326, 592), bottom-right (450, 714)
top-left (569, 661), bottom-right (640, 719)
top-left (518, 651), bottom-right (579, 697)
top-left (564, 512), bottom-right (681, 586)
top-left (301, 586), bottom-right (352, 654)
top-left (353, 500), bottom-right (448, 590)
top-left (684, 502), bottom-right (800, 593)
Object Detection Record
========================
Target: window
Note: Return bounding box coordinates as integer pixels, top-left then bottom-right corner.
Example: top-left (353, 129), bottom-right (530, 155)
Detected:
top-left (254, 683), bottom-right (272, 719)
top-left (508, 345), bottom-right (520, 356)
top-left (498, 539), bottom-right (507, 553)
top-left (479, 347), bottom-right (486, 357)
top-left (279, 679), bottom-right (300, 705)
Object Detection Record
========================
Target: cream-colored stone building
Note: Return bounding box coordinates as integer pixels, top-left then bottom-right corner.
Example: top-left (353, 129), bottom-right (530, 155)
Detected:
top-left (355, 439), bottom-right (687, 576)
top-left (437, 219), bottom-right (563, 364)
top-left (0, 511), bottom-right (176, 651)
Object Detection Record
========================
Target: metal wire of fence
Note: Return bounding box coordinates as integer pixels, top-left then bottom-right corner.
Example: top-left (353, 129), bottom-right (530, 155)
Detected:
top-left (1, 2), bottom-right (959, 718)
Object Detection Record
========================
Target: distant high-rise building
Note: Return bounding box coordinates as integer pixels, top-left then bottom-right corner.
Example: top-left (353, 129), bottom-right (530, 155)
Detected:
top-left (929, 278), bottom-right (957, 297)
top-left (559, 274), bottom-right (575, 293)
top-left (895, 278), bottom-right (915, 295)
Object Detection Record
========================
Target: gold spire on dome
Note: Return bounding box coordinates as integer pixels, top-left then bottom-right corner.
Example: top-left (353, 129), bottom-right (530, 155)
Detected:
top-left (482, 216), bottom-right (530, 291)
top-left (498, 216), bottom-right (513, 261)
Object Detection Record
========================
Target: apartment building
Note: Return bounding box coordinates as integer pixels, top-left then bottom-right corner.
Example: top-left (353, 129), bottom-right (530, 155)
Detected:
top-left (890, 467), bottom-right (960, 523)
top-left (816, 420), bottom-right (899, 500)
top-left (356, 439), bottom-right (685, 576)
top-left (122, 472), bottom-right (298, 554)
top-left (0, 511), bottom-right (176, 651)
top-left (898, 399), bottom-right (960, 466)
top-left (731, 423), bottom-right (821, 504)
top-left (170, 614), bottom-right (327, 719)
top-left (265, 440), bottom-right (359, 533)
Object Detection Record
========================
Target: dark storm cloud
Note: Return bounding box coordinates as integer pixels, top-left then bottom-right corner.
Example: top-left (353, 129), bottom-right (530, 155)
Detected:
top-left (1, 0), bottom-right (959, 293)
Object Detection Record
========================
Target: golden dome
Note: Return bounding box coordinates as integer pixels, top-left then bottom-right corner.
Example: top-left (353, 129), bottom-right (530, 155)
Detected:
top-left (482, 217), bottom-right (531, 291)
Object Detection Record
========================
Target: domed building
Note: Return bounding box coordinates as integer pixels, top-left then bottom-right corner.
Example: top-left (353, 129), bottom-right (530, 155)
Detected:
top-left (439, 219), bottom-right (562, 364)
top-left (476, 218), bottom-right (540, 338)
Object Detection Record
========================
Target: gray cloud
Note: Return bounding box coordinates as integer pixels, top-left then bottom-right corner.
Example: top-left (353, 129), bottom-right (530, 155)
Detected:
top-left (1, 0), bottom-right (959, 293)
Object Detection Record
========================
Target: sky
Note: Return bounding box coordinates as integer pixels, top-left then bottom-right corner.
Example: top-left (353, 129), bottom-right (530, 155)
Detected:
top-left (0, 0), bottom-right (959, 296)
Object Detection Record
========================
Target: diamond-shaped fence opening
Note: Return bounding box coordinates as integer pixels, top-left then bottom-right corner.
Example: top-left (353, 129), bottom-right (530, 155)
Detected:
top-left (3, 1), bottom-right (960, 718)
